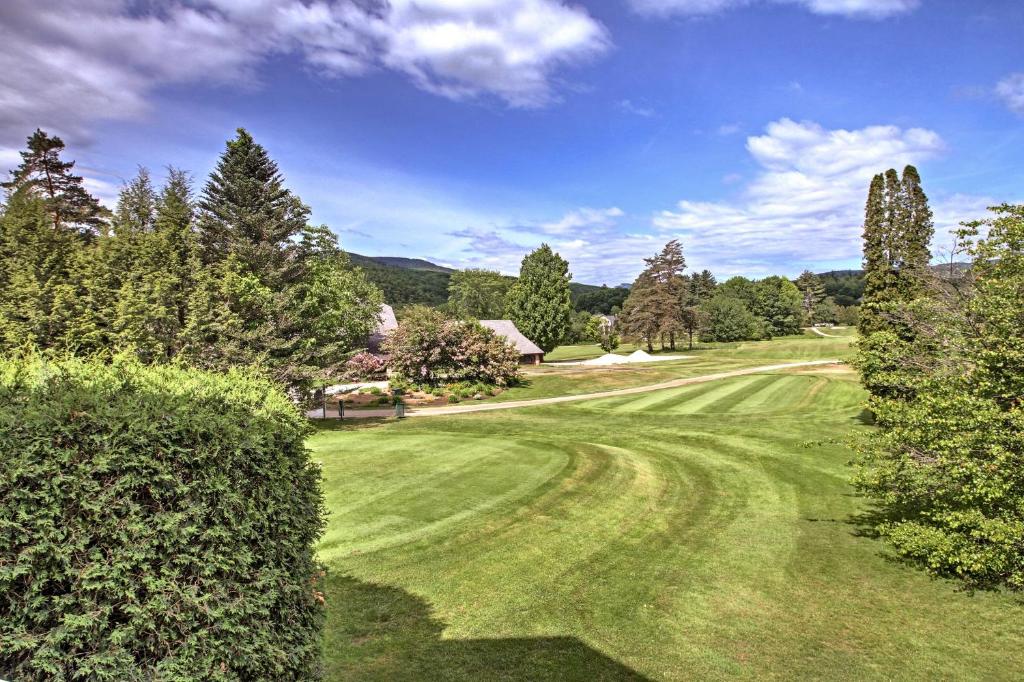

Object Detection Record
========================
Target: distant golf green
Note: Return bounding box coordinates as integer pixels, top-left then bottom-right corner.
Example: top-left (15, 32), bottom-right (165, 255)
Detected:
top-left (310, 336), bottom-right (1024, 680)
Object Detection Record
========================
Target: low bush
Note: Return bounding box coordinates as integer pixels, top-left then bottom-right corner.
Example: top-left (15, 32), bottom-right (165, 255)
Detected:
top-left (0, 356), bottom-right (325, 681)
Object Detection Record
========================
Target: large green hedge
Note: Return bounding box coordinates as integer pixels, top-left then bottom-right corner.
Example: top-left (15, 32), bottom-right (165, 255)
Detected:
top-left (0, 357), bottom-right (325, 680)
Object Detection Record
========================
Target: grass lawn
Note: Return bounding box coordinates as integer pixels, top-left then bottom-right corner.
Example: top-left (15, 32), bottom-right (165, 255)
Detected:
top-left (309, 337), bottom-right (1024, 680)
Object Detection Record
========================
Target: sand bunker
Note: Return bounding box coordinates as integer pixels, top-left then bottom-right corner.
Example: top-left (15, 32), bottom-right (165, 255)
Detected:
top-left (553, 351), bottom-right (693, 366)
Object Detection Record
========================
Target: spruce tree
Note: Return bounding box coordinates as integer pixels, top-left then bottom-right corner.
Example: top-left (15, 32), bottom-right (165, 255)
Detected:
top-left (1, 129), bottom-right (108, 235)
top-left (506, 244), bottom-right (573, 353)
top-left (198, 128), bottom-right (308, 280)
top-left (186, 130), bottom-right (380, 390)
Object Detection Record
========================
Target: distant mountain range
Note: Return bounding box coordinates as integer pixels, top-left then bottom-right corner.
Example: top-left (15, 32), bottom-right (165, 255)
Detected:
top-left (348, 253), bottom-right (456, 274)
top-left (347, 252), bottom-right (627, 312)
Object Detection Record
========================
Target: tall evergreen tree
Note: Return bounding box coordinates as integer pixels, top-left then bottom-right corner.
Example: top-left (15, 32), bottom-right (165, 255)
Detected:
top-left (111, 168), bottom-right (199, 362)
top-left (197, 128), bottom-right (308, 281)
top-left (690, 270), bottom-right (717, 303)
top-left (0, 189), bottom-right (81, 349)
top-left (859, 166), bottom-right (934, 337)
top-left (619, 270), bottom-right (662, 353)
top-left (794, 270), bottom-right (826, 322)
top-left (853, 203), bottom-right (1024, 591)
top-left (1, 129), bottom-right (108, 235)
top-left (506, 244), bottom-right (573, 353)
top-left (184, 130), bottom-right (380, 390)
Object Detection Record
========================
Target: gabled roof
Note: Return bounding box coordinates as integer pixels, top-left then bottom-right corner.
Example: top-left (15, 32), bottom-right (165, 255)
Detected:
top-left (479, 320), bottom-right (544, 356)
top-left (373, 304), bottom-right (398, 336)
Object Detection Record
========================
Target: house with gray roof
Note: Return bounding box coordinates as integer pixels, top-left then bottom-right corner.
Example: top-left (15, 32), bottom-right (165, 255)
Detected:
top-left (368, 303), bottom-right (398, 353)
top-left (479, 320), bottom-right (544, 365)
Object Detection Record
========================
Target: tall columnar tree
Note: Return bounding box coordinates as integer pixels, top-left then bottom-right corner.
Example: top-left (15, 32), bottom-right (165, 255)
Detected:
top-left (859, 165), bottom-right (934, 336)
top-left (853, 204), bottom-right (1024, 591)
top-left (506, 244), bottom-right (573, 353)
top-left (1, 129), bottom-right (108, 235)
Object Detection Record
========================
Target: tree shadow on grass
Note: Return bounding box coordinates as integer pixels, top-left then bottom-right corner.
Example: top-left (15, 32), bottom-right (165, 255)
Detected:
top-left (311, 417), bottom-right (394, 433)
top-left (323, 574), bottom-right (649, 681)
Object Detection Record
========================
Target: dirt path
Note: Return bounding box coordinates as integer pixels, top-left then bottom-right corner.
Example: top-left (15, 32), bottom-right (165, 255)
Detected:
top-left (809, 327), bottom-right (845, 338)
top-left (308, 359), bottom-right (842, 420)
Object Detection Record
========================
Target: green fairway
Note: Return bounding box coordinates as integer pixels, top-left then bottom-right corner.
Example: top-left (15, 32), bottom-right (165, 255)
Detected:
top-left (309, 339), bottom-right (1024, 680)
top-left (495, 335), bottom-right (854, 403)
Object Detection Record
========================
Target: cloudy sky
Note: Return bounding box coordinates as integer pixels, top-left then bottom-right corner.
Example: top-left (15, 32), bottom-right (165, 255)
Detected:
top-left (1, 0), bottom-right (1021, 284)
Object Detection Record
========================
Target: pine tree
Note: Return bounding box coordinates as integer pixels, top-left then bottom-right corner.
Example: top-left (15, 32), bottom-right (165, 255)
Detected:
top-left (794, 270), bottom-right (826, 323)
top-left (1, 129), bottom-right (108, 235)
top-left (505, 244), bottom-right (573, 353)
top-left (0, 184), bottom-right (94, 351)
top-left (619, 270), bottom-right (662, 352)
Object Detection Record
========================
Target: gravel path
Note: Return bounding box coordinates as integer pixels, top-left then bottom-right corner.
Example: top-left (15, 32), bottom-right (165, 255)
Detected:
top-left (808, 327), bottom-right (846, 338)
top-left (308, 359), bottom-right (842, 420)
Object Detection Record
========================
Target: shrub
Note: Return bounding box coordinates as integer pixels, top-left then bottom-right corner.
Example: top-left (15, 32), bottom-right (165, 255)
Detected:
top-left (343, 351), bottom-right (387, 381)
top-left (448, 395), bottom-right (460, 404)
top-left (0, 356), bottom-right (325, 681)
top-left (382, 306), bottom-right (520, 386)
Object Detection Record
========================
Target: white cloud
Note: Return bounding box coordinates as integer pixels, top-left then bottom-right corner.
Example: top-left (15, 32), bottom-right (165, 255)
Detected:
top-left (619, 99), bottom-right (657, 117)
top-left (0, 0), bottom-right (609, 147)
top-left (995, 73), bottom-right (1024, 115)
top-left (652, 118), bottom-right (990, 275)
top-left (537, 206), bottom-right (624, 235)
top-left (630, 0), bottom-right (918, 18)
top-left (447, 206), bottom-right (664, 283)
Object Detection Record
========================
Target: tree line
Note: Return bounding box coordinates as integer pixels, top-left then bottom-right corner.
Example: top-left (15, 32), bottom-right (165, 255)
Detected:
top-left (613, 240), bottom-right (852, 352)
top-left (0, 128), bottom-right (382, 394)
top-left (852, 165), bottom-right (1024, 592)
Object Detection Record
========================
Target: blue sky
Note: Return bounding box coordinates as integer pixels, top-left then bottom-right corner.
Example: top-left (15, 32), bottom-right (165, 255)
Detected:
top-left (1, 0), bottom-right (1022, 284)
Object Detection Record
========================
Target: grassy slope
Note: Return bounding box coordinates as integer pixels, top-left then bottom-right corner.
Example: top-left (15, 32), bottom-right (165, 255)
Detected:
top-left (310, 339), bottom-right (1024, 680)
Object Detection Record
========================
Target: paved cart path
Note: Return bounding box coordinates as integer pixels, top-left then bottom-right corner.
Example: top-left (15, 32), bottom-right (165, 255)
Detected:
top-left (308, 359), bottom-right (843, 420)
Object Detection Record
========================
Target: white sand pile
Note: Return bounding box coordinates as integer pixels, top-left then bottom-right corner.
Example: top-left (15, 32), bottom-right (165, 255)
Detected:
top-left (582, 353), bottom-right (632, 366)
top-left (552, 351), bottom-right (695, 366)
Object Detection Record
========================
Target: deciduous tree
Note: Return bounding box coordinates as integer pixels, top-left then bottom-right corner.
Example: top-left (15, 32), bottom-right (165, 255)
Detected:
top-left (506, 244), bottom-right (573, 353)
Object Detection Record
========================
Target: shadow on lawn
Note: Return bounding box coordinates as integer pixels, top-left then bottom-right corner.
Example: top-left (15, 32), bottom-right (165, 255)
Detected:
top-left (323, 574), bottom-right (649, 681)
